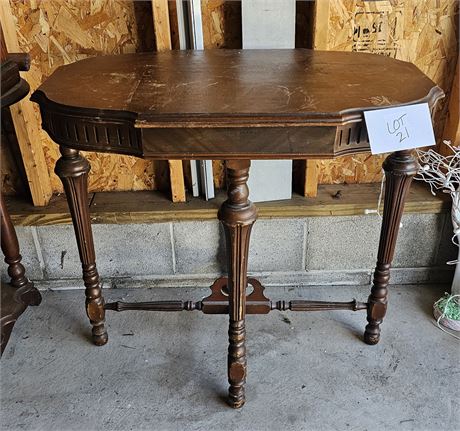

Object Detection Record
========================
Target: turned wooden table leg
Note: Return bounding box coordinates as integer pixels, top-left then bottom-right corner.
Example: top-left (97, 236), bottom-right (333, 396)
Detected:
top-left (1, 193), bottom-right (37, 295)
top-left (55, 147), bottom-right (108, 346)
top-left (218, 160), bottom-right (257, 408)
top-left (1, 192), bottom-right (42, 355)
top-left (364, 150), bottom-right (418, 345)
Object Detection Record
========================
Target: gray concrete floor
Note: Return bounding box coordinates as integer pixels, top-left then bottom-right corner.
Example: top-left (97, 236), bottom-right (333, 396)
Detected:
top-left (1, 284), bottom-right (459, 431)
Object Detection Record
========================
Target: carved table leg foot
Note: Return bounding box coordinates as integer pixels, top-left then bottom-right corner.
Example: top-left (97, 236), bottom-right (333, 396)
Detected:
top-left (364, 150), bottom-right (418, 345)
top-left (55, 147), bottom-right (108, 346)
top-left (1, 192), bottom-right (42, 355)
top-left (219, 160), bottom-right (257, 408)
top-left (1, 192), bottom-right (40, 298)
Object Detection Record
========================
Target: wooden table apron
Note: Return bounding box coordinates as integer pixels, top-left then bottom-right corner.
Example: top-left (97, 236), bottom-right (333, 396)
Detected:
top-left (31, 49), bottom-right (444, 409)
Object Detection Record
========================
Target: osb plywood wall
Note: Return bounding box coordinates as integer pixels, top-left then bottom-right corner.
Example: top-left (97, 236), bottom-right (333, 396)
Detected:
top-left (316, 0), bottom-right (459, 185)
top-left (9, 0), bottom-right (161, 194)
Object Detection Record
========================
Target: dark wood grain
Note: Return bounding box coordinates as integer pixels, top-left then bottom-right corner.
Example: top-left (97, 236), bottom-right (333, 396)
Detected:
top-left (141, 126), bottom-right (339, 159)
top-left (31, 49), bottom-right (443, 159)
top-left (33, 50), bottom-right (441, 122)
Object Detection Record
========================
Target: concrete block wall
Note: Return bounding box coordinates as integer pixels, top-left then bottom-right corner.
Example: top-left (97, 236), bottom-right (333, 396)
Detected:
top-left (1, 213), bottom-right (455, 289)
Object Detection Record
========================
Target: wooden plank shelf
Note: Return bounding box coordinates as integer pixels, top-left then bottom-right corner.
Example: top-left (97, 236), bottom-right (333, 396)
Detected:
top-left (5, 182), bottom-right (450, 227)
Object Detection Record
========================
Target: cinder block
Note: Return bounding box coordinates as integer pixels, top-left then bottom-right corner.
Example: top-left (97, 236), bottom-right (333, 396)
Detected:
top-left (27, 212), bottom-right (449, 284)
top-left (306, 215), bottom-right (381, 271)
top-left (254, 270), bottom-right (372, 287)
top-left (393, 213), bottom-right (445, 268)
top-left (435, 214), bottom-right (458, 266)
top-left (93, 223), bottom-right (174, 277)
top-left (248, 218), bottom-right (305, 272)
top-left (173, 221), bottom-right (226, 274)
top-left (389, 267), bottom-right (454, 285)
top-left (173, 218), bottom-right (305, 274)
top-left (0, 227), bottom-right (43, 282)
top-left (306, 213), bottom-right (444, 271)
top-left (37, 223), bottom-right (174, 280)
top-left (37, 225), bottom-right (81, 279)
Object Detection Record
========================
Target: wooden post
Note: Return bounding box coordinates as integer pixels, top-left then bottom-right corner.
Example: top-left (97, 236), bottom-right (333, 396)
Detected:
top-left (152, 0), bottom-right (186, 203)
top-left (0, 2), bottom-right (52, 206)
top-left (312, 0), bottom-right (330, 50)
top-left (301, 0), bottom-right (331, 198)
top-left (304, 160), bottom-right (318, 197)
top-left (441, 60), bottom-right (459, 156)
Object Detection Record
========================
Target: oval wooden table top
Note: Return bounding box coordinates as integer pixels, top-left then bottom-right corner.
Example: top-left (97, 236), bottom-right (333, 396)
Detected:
top-left (32, 49), bottom-right (443, 160)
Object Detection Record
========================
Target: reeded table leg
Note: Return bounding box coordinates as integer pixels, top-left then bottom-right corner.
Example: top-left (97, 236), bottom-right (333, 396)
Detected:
top-left (55, 147), bottom-right (108, 346)
top-left (364, 150), bottom-right (418, 345)
top-left (219, 160), bottom-right (257, 408)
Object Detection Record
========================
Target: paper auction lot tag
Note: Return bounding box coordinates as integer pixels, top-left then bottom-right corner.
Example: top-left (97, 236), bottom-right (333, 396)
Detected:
top-left (364, 103), bottom-right (436, 155)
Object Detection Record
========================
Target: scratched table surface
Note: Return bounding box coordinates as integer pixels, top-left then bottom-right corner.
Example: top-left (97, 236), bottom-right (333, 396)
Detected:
top-left (32, 49), bottom-right (442, 159)
top-left (33, 49), bottom-right (440, 126)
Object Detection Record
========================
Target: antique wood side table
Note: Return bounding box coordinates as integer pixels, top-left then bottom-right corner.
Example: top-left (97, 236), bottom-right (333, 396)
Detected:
top-left (32, 49), bottom-right (443, 408)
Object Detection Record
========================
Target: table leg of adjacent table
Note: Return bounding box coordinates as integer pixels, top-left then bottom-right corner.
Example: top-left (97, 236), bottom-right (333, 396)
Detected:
top-left (55, 146), bottom-right (108, 346)
top-left (1, 191), bottom-right (42, 355)
top-left (364, 149), bottom-right (418, 345)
